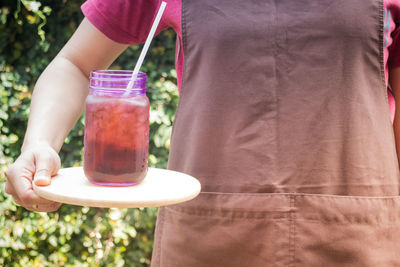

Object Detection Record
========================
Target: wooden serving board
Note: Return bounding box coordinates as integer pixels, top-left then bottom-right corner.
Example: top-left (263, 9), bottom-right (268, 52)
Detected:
top-left (33, 167), bottom-right (201, 208)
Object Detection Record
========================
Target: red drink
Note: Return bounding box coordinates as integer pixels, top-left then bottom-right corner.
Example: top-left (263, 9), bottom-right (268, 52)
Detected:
top-left (83, 71), bottom-right (149, 186)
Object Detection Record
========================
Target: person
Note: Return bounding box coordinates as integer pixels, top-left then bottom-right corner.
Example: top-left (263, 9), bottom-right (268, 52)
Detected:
top-left (5, 0), bottom-right (400, 266)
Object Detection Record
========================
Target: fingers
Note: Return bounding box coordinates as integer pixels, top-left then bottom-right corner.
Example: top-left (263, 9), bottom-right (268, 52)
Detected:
top-left (6, 191), bottom-right (23, 206)
top-left (4, 180), bottom-right (14, 195)
top-left (29, 202), bottom-right (62, 212)
top-left (34, 148), bottom-right (61, 186)
top-left (6, 179), bottom-right (61, 211)
top-left (6, 178), bottom-right (61, 211)
top-left (6, 163), bottom-right (52, 205)
top-left (4, 182), bottom-right (23, 205)
top-left (5, 147), bottom-right (62, 211)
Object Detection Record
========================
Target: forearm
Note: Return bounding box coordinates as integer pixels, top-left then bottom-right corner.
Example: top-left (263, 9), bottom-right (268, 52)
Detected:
top-left (22, 56), bottom-right (89, 153)
top-left (21, 18), bottom-right (128, 153)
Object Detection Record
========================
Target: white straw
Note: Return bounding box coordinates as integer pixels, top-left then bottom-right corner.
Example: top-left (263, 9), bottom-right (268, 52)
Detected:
top-left (127, 1), bottom-right (167, 89)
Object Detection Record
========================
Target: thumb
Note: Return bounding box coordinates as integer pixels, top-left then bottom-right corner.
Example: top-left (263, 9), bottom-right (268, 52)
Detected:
top-left (33, 148), bottom-right (61, 186)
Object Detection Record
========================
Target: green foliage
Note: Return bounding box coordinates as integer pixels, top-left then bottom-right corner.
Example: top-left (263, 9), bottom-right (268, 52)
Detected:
top-left (0, 0), bottom-right (178, 266)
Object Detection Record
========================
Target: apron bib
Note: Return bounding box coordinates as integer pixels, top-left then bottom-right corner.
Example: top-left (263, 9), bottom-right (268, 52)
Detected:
top-left (152, 0), bottom-right (400, 266)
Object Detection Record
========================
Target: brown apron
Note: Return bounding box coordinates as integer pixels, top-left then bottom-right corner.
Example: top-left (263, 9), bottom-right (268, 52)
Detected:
top-left (152, 0), bottom-right (400, 266)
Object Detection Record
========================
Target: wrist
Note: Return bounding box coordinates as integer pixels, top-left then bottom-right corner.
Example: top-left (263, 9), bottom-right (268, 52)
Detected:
top-left (21, 139), bottom-right (55, 153)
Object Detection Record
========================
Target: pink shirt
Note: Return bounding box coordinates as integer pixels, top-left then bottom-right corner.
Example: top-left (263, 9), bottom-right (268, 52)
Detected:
top-left (82, 0), bottom-right (184, 88)
top-left (82, 0), bottom-right (400, 118)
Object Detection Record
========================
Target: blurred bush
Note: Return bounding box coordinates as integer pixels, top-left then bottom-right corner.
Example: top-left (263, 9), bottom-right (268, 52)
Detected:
top-left (0, 0), bottom-right (178, 266)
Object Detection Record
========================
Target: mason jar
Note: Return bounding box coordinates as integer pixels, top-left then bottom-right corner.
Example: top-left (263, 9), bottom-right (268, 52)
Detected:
top-left (84, 70), bottom-right (149, 186)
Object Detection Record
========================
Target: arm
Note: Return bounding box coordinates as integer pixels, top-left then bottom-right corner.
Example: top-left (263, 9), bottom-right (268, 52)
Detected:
top-left (23, 18), bottom-right (128, 152)
top-left (390, 67), bottom-right (400, 162)
top-left (5, 18), bottom-right (128, 211)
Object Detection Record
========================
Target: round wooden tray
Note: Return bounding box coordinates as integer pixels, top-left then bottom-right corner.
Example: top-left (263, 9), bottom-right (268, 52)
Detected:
top-left (33, 167), bottom-right (201, 208)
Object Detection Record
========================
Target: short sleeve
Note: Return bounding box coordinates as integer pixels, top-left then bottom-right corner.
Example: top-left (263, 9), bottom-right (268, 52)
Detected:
top-left (389, 26), bottom-right (400, 70)
top-left (81, 0), bottom-right (168, 45)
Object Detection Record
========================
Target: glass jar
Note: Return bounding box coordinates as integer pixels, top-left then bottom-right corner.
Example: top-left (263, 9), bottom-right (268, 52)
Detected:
top-left (84, 70), bottom-right (149, 186)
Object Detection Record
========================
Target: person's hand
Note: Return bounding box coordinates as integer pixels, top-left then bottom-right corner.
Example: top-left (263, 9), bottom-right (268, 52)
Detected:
top-left (5, 143), bottom-right (62, 212)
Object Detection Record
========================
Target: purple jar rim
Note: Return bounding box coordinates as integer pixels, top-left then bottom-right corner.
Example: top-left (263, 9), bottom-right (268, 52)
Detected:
top-left (90, 70), bottom-right (147, 91)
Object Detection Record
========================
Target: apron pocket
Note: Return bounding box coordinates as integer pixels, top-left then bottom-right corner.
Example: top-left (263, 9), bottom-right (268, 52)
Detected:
top-left (151, 192), bottom-right (294, 267)
top-left (151, 192), bottom-right (400, 267)
top-left (294, 194), bottom-right (400, 267)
